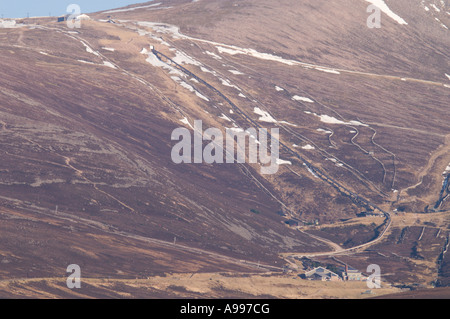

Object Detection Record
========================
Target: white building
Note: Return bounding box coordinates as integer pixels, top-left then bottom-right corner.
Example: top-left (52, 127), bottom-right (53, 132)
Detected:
top-left (303, 267), bottom-right (342, 281)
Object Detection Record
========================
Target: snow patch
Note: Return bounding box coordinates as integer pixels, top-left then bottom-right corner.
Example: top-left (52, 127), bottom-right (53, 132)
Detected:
top-left (77, 59), bottom-right (96, 65)
top-left (253, 107), bottom-right (277, 123)
top-left (443, 162), bottom-right (450, 174)
top-left (430, 4), bottom-right (441, 12)
top-left (178, 80), bottom-right (209, 101)
top-left (292, 95), bottom-right (314, 103)
top-left (278, 121), bottom-right (297, 127)
top-left (219, 113), bottom-right (232, 122)
top-left (365, 0), bottom-right (408, 25)
top-left (0, 20), bottom-right (22, 28)
top-left (134, 20), bottom-right (347, 78)
top-left (276, 158), bottom-right (292, 165)
top-left (314, 67), bottom-right (340, 74)
top-left (205, 51), bottom-right (222, 60)
top-left (172, 50), bottom-right (202, 66)
top-left (318, 114), bottom-right (367, 126)
top-left (216, 46), bottom-right (296, 66)
top-left (305, 111), bottom-right (368, 127)
top-left (141, 47), bottom-right (208, 100)
top-left (142, 47), bottom-right (183, 76)
top-left (103, 61), bottom-right (117, 69)
top-left (81, 41), bottom-right (100, 57)
top-left (304, 163), bottom-right (319, 178)
top-left (136, 21), bottom-right (183, 39)
top-left (317, 128), bottom-right (332, 134)
top-left (220, 78), bottom-right (241, 91)
top-left (301, 144), bottom-right (315, 150)
top-left (180, 117), bottom-right (193, 129)
top-left (228, 69), bottom-right (244, 75)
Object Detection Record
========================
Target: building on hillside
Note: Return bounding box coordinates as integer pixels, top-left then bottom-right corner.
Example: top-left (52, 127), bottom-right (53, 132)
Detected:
top-left (302, 267), bottom-right (341, 281)
top-left (57, 14), bottom-right (90, 23)
top-left (339, 265), bottom-right (365, 281)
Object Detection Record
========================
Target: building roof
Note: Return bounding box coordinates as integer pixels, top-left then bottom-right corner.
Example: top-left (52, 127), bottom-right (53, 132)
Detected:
top-left (305, 267), bottom-right (340, 279)
top-left (338, 266), bottom-right (361, 273)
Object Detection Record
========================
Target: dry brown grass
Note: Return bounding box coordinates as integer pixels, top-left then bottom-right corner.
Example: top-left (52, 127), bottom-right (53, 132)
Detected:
top-left (0, 272), bottom-right (401, 299)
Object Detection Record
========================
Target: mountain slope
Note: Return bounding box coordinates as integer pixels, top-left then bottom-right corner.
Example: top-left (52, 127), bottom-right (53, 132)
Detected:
top-left (0, 0), bottom-right (449, 297)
